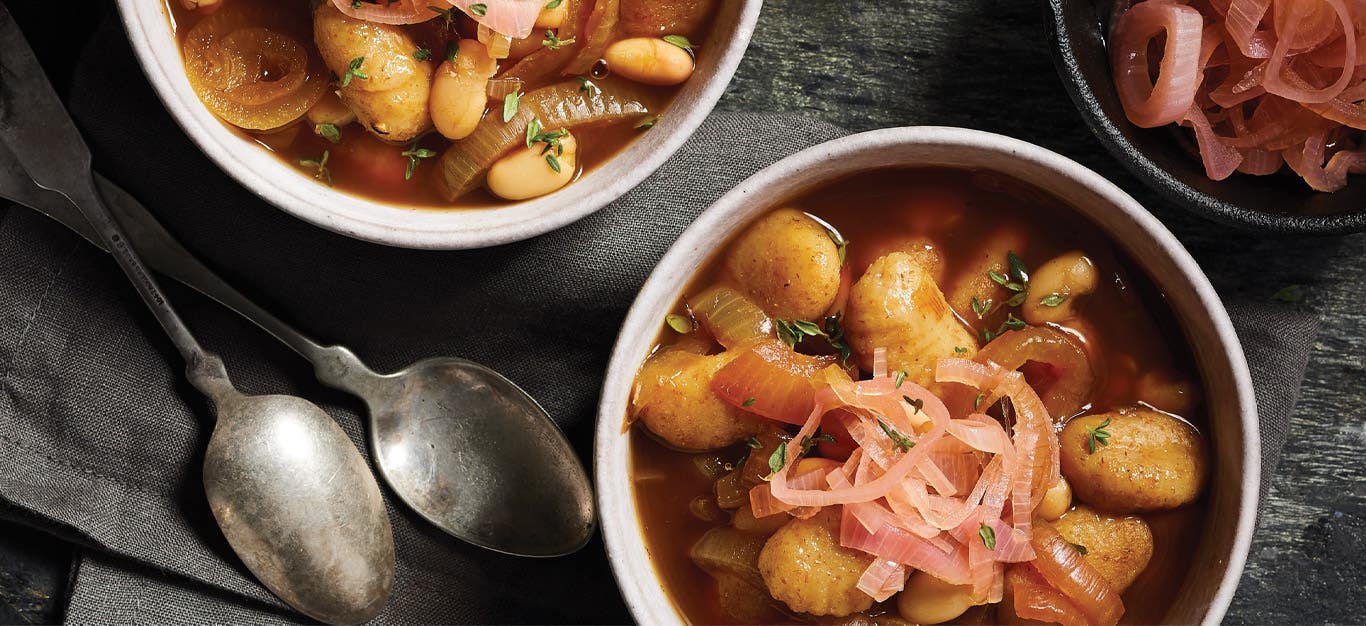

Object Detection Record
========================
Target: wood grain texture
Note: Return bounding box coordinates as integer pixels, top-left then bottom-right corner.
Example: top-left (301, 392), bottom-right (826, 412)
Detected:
top-left (713, 1), bottom-right (1365, 622)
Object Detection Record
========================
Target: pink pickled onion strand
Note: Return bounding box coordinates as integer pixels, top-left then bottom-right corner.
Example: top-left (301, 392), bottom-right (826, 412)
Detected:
top-left (442, 0), bottom-right (542, 39)
top-left (840, 510), bottom-right (972, 585)
top-left (1262, 0), bottom-right (1357, 104)
top-left (872, 347), bottom-right (888, 380)
top-left (1237, 148), bottom-right (1284, 175)
top-left (1184, 105), bottom-right (1245, 179)
top-left (1114, 0), bottom-right (1366, 190)
top-left (856, 559), bottom-right (908, 602)
top-left (1224, 0), bottom-right (1275, 57)
top-left (331, 0), bottom-right (434, 24)
top-left (1112, 1), bottom-right (1207, 127)
top-left (1283, 130), bottom-right (1356, 191)
top-left (767, 380), bottom-right (948, 507)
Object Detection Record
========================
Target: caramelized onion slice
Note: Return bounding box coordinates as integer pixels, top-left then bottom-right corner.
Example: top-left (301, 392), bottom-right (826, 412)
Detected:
top-left (564, 0), bottom-right (621, 75)
top-left (710, 339), bottom-right (836, 426)
top-left (688, 286), bottom-right (774, 349)
top-left (689, 527), bottom-right (767, 590)
top-left (975, 326), bottom-right (1094, 421)
top-left (1027, 522), bottom-right (1124, 625)
top-left (182, 5), bottom-right (327, 130)
top-left (435, 79), bottom-right (650, 200)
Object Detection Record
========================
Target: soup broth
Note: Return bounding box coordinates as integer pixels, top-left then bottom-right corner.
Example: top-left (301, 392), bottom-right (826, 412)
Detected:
top-left (628, 168), bottom-right (1210, 625)
top-left (163, 0), bottom-right (715, 209)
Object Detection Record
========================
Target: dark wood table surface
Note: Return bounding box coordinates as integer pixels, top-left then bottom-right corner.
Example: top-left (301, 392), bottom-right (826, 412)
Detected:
top-left (2, 0), bottom-right (1363, 623)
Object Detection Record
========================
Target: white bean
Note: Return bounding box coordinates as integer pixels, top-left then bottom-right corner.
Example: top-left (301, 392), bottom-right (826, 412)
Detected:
top-left (429, 40), bottom-right (496, 140)
top-left (487, 132), bottom-right (578, 200)
top-left (1022, 251), bottom-right (1098, 325)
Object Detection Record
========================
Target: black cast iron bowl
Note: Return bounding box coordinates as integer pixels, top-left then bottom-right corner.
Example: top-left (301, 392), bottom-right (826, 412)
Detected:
top-left (1046, 0), bottom-right (1366, 234)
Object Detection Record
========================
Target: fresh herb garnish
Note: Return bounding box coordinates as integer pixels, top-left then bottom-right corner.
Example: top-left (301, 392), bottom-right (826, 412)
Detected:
top-left (974, 393), bottom-right (986, 410)
top-left (525, 118), bottom-right (571, 161)
top-left (340, 56), bottom-right (368, 87)
top-left (824, 314), bottom-right (853, 364)
top-left (542, 29), bottom-right (576, 49)
top-left (894, 370), bottom-right (907, 388)
top-left (979, 522), bottom-right (997, 550)
top-left (774, 316), bottom-right (851, 364)
top-left (545, 0), bottom-right (563, 7)
top-left (662, 34), bottom-right (694, 50)
top-left (775, 318), bottom-right (822, 348)
top-left (503, 92), bottom-right (521, 122)
top-left (469, 3), bottom-right (488, 16)
top-left (665, 313), bottom-right (692, 334)
top-left (299, 151), bottom-right (332, 185)
top-left (429, 5), bottom-right (458, 27)
top-left (1071, 542), bottom-right (1089, 555)
top-left (954, 346), bottom-right (968, 355)
top-left (988, 251), bottom-right (1031, 297)
top-left (800, 433), bottom-right (837, 455)
top-left (877, 419), bottom-right (915, 451)
top-left (982, 313), bottom-right (1027, 342)
top-left (904, 396), bottom-right (924, 414)
top-left (742, 397), bottom-right (756, 407)
top-left (413, 47), bottom-right (432, 61)
top-left (314, 123), bottom-right (341, 144)
top-left (1039, 292), bottom-right (1069, 307)
top-left (576, 77), bottom-right (597, 97)
top-left (971, 296), bottom-right (993, 320)
top-left (445, 41), bottom-right (459, 62)
top-left (401, 142), bottom-right (437, 180)
top-left (1273, 285), bottom-right (1304, 303)
top-left (767, 442), bottom-right (788, 475)
top-left (634, 115), bottom-right (658, 130)
top-left (824, 226), bottom-right (848, 265)
top-left (1007, 250), bottom-right (1030, 284)
top-left (1085, 417), bottom-right (1113, 454)
top-left (730, 438), bottom-right (761, 470)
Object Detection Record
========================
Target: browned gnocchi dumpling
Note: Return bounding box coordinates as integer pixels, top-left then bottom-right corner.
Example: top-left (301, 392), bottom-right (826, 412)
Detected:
top-left (1052, 505), bottom-right (1154, 592)
top-left (1060, 407), bottom-right (1209, 512)
top-left (313, 2), bottom-right (431, 143)
top-left (844, 252), bottom-right (978, 387)
top-left (632, 349), bottom-right (764, 451)
top-left (724, 209), bottom-right (843, 321)
top-left (758, 508), bottom-right (875, 617)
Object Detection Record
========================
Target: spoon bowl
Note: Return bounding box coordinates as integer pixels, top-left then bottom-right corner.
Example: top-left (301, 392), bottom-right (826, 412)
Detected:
top-left (204, 391), bottom-right (395, 624)
top-left (365, 358), bottom-right (595, 557)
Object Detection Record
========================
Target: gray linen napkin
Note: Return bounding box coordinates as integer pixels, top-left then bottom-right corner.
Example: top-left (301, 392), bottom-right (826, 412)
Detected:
top-left (0, 15), bottom-right (1319, 626)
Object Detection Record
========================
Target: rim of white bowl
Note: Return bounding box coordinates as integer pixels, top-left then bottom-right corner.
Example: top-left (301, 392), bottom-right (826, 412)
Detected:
top-left (114, 1), bottom-right (763, 250)
top-left (594, 126), bottom-right (1259, 626)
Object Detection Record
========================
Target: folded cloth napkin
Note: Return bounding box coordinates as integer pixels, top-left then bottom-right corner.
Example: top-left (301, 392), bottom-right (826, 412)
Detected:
top-left (0, 10), bottom-right (1319, 626)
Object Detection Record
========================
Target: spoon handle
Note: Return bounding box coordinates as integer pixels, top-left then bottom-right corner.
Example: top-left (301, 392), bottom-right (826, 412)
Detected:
top-left (81, 177), bottom-right (379, 393)
top-left (0, 8), bottom-right (232, 399)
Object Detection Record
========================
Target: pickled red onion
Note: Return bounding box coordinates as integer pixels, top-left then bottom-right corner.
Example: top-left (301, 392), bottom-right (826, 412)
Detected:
top-left (1112, 0), bottom-right (1366, 191)
top-left (1111, 2), bottom-right (1206, 127)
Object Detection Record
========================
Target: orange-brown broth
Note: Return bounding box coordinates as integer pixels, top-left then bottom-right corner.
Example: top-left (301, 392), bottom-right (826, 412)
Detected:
top-left (163, 0), bottom-right (702, 209)
top-left (631, 167), bottom-right (1208, 625)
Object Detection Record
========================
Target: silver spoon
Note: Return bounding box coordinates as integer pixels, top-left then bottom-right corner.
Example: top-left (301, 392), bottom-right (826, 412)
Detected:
top-left (0, 35), bottom-right (592, 562)
top-left (0, 10), bottom-right (394, 623)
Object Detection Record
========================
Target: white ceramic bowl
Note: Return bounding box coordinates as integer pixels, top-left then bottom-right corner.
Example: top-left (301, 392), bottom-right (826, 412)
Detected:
top-left (595, 127), bottom-right (1259, 625)
top-left (115, 1), bottom-right (762, 249)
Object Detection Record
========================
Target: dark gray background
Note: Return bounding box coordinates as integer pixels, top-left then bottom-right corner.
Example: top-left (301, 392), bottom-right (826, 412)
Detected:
top-left (0, 0), bottom-right (1362, 624)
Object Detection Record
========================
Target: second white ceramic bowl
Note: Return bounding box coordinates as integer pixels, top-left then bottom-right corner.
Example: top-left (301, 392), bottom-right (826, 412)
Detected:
top-left (595, 126), bottom-right (1259, 625)
top-left (115, 1), bottom-right (762, 249)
